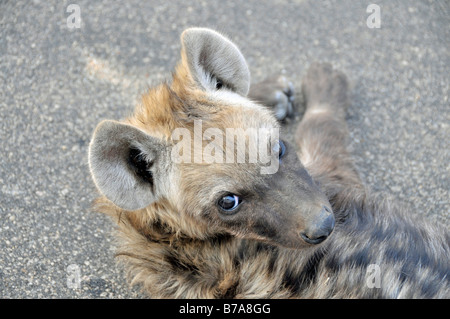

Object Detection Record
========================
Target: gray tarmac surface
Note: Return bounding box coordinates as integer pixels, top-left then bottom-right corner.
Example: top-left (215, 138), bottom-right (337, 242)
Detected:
top-left (0, 0), bottom-right (448, 298)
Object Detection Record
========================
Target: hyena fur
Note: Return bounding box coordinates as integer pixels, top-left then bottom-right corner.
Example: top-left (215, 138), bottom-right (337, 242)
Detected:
top-left (88, 28), bottom-right (450, 298)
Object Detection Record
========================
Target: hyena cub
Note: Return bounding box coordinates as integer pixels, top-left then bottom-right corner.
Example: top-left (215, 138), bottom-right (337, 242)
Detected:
top-left (88, 28), bottom-right (449, 298)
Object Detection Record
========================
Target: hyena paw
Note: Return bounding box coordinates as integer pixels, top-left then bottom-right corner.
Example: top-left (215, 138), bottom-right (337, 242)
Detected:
top-left (248, 75), bottom-right (295, 121)
top-left (302, 62), bottom-right (349, 113)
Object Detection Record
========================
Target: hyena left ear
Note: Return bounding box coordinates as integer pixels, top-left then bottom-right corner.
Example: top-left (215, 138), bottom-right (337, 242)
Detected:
top-left (88, 120), bottom-right (171, 211)
top-left (180, 28), bottom-right (251, 96)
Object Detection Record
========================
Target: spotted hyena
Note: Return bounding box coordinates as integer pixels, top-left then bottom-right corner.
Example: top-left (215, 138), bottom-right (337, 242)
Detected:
top-left (88, 28), bottom-right (449, 298)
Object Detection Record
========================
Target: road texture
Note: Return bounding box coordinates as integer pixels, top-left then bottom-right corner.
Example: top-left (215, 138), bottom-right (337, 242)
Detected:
top-left (0, 0), bottom-right (448, 298)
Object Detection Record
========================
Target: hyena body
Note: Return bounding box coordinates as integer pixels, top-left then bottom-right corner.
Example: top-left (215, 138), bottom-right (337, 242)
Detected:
top-left (89, 28), bottom-right (450, 298)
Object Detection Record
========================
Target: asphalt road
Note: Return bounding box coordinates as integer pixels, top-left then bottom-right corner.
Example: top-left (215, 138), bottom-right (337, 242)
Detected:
top-left (0, 0), bottom-right (448, 298)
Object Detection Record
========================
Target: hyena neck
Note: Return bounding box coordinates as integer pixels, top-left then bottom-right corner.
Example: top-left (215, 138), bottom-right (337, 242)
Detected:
top-left (105, 199), bottom-right (241, 298)
top-left (108, 199), bottom-right (329, 298)
top-left (142, 214), bottom-right (233, 247)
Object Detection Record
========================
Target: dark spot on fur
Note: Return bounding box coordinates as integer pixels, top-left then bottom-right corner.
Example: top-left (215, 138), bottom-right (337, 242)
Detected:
top-left (254, 242), bottom-right (279, 274)
top-left (252, 220), bottom-right (277, 238)
top-left (398, 262), bottom-right (415, 290)
top-left (151, 218), bottom-right (170, 233)
top-left (371, 225), bottom-right (399, 244)
top-left (208, 233), bottom-right (233, 246)
top-left (345, 246), bottom-right (371, 268)
top-left (219, 280), bottom-right (239, 299)
top-left (298, 248), bottom-right (326, 285)
top-left (165, 253), bottom-right (200, 275)
top-left (324, 251), bottom-right (341, 274)
top-left (419, 276), bottom-right (441, 298)
top-left (237, 241), bottom-right (247, 262)
top-left (282, 248), bottom-right (326, 295)
top-left (255, 242), bottom-right (275, 253)
top-left (281, 268), bottom-right (299, 295)
top-left (267, 251), bottom-right (278, 274)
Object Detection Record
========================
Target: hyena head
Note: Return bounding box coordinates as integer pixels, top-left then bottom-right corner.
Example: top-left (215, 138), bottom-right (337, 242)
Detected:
top-left (89, 28), bottom-right (334, 249)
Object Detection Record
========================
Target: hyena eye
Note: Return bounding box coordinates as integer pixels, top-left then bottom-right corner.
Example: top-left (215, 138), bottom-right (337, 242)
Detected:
top-left (218, 194), bottom-right (242, 212)
top-left (272, 140), bottom-right (286, 159)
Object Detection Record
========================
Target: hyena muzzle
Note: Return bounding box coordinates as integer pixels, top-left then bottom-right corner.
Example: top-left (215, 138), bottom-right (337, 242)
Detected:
top-left (88, 28), bottom-right (450, 298)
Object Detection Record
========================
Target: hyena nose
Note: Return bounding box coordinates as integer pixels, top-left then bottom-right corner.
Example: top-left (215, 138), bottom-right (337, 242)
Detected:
top-left (301, 206), bottom-right (335, 245)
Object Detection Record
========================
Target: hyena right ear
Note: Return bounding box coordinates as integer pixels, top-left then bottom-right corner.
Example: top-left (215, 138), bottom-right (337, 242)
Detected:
top-left (180, 28), bottom-right (251, 96)
top-left (88, 120), bottom-right (171, 211)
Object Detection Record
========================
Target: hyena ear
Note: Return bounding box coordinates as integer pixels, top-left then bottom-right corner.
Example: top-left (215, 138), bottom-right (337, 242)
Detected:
top-left (88, 120), bottom-right (171, 211)
top-left (180, 27), bottom-right (251, 96)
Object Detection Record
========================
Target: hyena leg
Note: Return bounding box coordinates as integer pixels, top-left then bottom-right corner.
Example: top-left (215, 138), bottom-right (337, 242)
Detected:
top-left (295, 63), bottom-right (362, 197)
top-left (248, 75), bottom-right (295, 121)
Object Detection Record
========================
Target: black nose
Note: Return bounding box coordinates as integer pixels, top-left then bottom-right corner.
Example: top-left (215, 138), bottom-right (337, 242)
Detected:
top-left (301, 206), bottom-right (335, 245)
